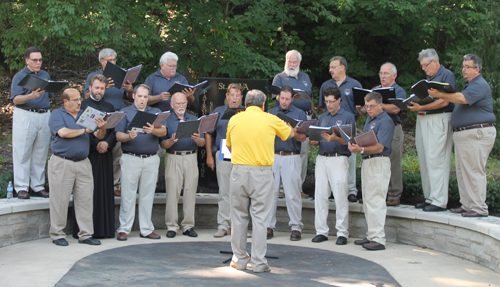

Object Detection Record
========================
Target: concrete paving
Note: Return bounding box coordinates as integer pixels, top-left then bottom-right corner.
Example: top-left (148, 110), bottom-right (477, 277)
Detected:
top-left (0, 229), bottom-right (498, 287)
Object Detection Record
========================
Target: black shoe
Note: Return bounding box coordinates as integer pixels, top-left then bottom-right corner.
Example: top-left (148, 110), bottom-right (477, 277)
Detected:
top-left (415, 202), bottom-right (430, 209)
top-left (182, 228), bottom-right (198, 237)
top-left (354, 238), bottom-right (370, 245)
top-left (423, 205), bottom-right (446, 212)
top-left (312, 235), bottom-right (328, 243)
top-left (336, 236), bottom-right (347, 245)
top-left (362, 241), bottom-right (386, 251)
top-left (348, 194), bottom-right (358, 202)
top-left (78, 237), bottom-right (101, 245)
top-left (166, 230), bottom-right (176, 238)
top-left (267, 228), bottom-right (274, 239)
top-left (53, 238), bottom-right (68, 246)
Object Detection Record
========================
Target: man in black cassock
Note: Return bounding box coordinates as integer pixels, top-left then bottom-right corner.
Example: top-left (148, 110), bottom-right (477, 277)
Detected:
top-left (73, 74), bottom-right (117, 238)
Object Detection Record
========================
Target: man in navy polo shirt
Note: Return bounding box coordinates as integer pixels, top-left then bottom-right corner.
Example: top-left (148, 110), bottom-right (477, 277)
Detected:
top-left (205, 83), bottom-right (244, 238)
top-left (318, 56), bottom-right (363, 203)
top-left (409, 48), bottom-right (456, 212)
top-left (161, 93), bottom-right (205, 238)
top-left (145, 51), bottom-right (195, 112)
top-left (429, 54), bottom-right (496, 217)
top-left (310, 86), bottom-right (355, 245)
top-left (48, 88), bottom-right (107, 246)
top-left (115, 84), bottom-right (166, 241)
top-left (84, 48), bottom-right (133, 197)
top-left (349, 92), bottom-right (395, 251)
top-left (267, 85), bottom-right (306, 241)
top-left (11, 46), bottom-right (52, 199)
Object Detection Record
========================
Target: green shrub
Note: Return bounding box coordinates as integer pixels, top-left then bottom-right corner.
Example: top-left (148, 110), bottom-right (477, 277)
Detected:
top-left (0, 170), bottom-right (13, 198)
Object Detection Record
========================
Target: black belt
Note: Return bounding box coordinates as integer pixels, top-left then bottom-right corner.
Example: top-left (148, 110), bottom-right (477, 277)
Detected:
top-left (167, 150), bottom-right (196, 156)
top-left (125, 152), bottom-right (156, 158)
top-left (53, 153), bottom-right (86, 162)
top-left (453, 123), bottom-right (494, 132)
top-left (275, 151), bottom-right (301, 156)
top-left (363, 154), bottom-right (389, 160)
top-left (417, 111), bottom-right (451, 116)
top-left (19, 107), bottom-right (49, 113)
top-left (320, 153), bottom-right (348, 157)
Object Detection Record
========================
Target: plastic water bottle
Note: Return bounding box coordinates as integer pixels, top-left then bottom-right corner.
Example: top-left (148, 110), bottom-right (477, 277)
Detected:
top-left (6, 181), bottom-right (13, 199)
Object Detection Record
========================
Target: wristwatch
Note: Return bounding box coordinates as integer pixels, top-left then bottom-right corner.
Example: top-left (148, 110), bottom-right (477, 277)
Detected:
top-left (361, 147), bottom-right (365, 154)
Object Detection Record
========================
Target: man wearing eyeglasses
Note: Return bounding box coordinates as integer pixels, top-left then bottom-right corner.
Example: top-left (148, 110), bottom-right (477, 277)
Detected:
top-left (10, 47), bottom-right (52, 199)
top-left (48, 88), bottom-right (107, 246)
top-left (84, 48), bottom-right (134, 197)
top-left (408, 48), bottom-right (456, 212)
top-left (349, 92), bottom-right (395, 251)
top-left (428, 54), bottom-right (496, 217)
top-left (318, 56), bottom-right (363, 203)
top-left (161, 93), bottom-right (205, 239)
top-left (145, 51), bottom-right (195, 112)
top-left (205, 83), bottom-right (244, 238)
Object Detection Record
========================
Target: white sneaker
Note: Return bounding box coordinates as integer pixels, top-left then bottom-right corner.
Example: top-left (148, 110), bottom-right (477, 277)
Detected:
top-left (214, 229), bottom-right (228, 238)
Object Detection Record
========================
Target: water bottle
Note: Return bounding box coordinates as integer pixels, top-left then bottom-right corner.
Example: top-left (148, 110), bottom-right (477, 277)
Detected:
top-left (7, 181), bottom-right (13, 199)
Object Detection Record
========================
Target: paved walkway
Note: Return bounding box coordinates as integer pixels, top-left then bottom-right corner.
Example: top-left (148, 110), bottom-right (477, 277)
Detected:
top-left (0, 229), bottom-right (499, 286)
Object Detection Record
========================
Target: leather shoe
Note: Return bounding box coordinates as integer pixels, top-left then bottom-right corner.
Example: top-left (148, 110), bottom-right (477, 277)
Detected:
top-left (183, 228), bottom-right (198, 237)
top-left (415, 202), bottom-right (430, 209)
top-left (166, 230), bottom-right (176, 238)
top-left (354, 238), bottom-right (370, 245)
top-left (423, 204), bottom-right (446, 212)
top-left (267, 228), bottom-right (274, 239)
top-left (114, 189), bottom-right (121, 196)
top-left (348, 194), bottom-right (358, 202)
top-left (78, 237), bottom-right (101, 245)
top-left (312, 234), bottom-right (328, 243)
top-left (30, 188), bottom-right (49, 198)
top-left (336, 236), bottom-right (347, 245)
top-left (387, 199), bottom-right (400, 206)
top-left (358, 198), bottom-right (363, 203)
top-left (362, 241), bottom-right (386, 250)
top-left (450, 207), bottom-right (467, 213)
top-left (290, 230), bottom-right (301, 241)
top-left (53, 238), bottom-right (69, 246)
top-left (17, 190), bottom-right (30, 199)
top-left (117, 232), bottom-right (127, 241)
top-left (214, 229), bottom-right (228, 238)
top-left (462, 211), bottom-right (488, 217)
top-left (140, 232), bottom-right (161, 239)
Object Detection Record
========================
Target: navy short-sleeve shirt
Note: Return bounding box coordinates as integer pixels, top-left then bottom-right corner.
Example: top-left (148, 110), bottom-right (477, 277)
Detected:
top-left (272, 71), bottom-right (313, 111)
top-left (84, 69), bottom-right (127, 111)
top-left (49, 106), bottom-right (89, 159)
top-left (144, 69), bottom-right (188, 112)
top-left (11, 67), bottom-right (53, 110)
top-left (318, 76), bottom-right (362, 116)
top-left (362, 110), bottom-right (395, 156)
top-left (268, 105), bottom-right (307, 152)
top-left (163, 112), bottom-right (204, 151)
top-left (317, 108), bottom-right (355, 156)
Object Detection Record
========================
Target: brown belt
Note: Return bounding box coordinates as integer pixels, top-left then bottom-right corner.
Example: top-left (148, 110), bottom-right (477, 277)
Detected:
top-left (453, 123), bottom-right (494, 132)
top-left (363, 154), bottom-right (389, 160)
top-left (275, 151), bottom-right (300, 156)
top-left (53, 153), bottom-right (86, 162)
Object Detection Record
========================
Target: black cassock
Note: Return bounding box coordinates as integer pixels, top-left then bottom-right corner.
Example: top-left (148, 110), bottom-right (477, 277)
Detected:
top-left (73, 97), bottom-right (117, 238)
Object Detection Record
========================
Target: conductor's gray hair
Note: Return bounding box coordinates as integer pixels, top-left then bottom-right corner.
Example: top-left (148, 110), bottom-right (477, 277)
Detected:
top-left (418, 48), bottom-right (439, 62)
top-left (245, 89), bottom-right (266, 107)
top-left (98, 48), bottom-right (117, 62)
top-left (160, 52), bottom-right (179, 66)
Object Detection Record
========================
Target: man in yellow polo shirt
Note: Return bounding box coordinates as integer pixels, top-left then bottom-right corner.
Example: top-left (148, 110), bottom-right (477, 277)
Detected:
top-left (226, 89), bottom-right (294, 273)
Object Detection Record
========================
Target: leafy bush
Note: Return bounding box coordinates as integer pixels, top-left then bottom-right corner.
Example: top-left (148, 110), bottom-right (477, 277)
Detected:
top-left (0, 170), bottom-right (13, 198)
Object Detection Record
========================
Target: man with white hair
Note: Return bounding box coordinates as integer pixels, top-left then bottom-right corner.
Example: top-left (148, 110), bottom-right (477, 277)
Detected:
top-left (145, 51), bottom-right (195, 112)
top-left (272, 50), bottom-right (313, 197)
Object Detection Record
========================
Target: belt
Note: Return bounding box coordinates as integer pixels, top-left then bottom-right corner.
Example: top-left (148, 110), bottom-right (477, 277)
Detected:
top-left (167, 150), bottom-right (196, 156)
top-left (417, 111), bottom-right (450, 116)
top-left (320, 153), bottom-right (348, 157)
top-left (20, 107), bottom-right (49, 113)
top-left (223, 159), bottom-right (231, 162)
top-left (394, 122), bottom-right (401, 126)
top-left (275, 151), bottom-right (301, 156)
top-left (363, 154), bottom-right (389, 160)
top-left (125, 152), bottom-right (156, 158)
top-left (453, 123), bottom-right (494, 132)
top-left (53, 153), bottom-right (86, 162)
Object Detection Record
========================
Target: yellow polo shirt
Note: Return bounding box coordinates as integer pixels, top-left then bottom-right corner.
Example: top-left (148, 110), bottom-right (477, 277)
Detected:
top-left (226, 106), bottom-right (291, 166)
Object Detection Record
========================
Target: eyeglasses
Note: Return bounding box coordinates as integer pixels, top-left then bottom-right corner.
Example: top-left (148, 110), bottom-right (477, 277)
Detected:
top-left (173, 101), bottom-right (187, 106)
top-left (29, 58), bottom-right (43, 63)
top-left (421, 61), bottom-right (432, 68)
top-left (379, 72), bottom-right (391, 76)
top-left (324, 99), bottom-right (338, 104)
top-left (366, 104), bottom-right (380, 110)
top-left (330, 65), bottom-right (342, 70)
top-left (462, 65), bottom-right (476, 70)
top-left (71, 98), bottom-right (83, 103)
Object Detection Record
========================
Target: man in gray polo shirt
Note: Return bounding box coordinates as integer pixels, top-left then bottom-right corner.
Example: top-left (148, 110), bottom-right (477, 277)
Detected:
top-left (318, 56), bottom-right (363, 203)
top-left (267, 85), bottom-right (307, 241)
top-left (349, 92), bottom-right (395, 251)
top-left (408, 48), bottom-right (456, 212)
top-left (11, 46), bottom-right (52, 199)
top-left (429, 54), bottom-right (496, 217)
top-left (145, 51), bottom-right (195, 112)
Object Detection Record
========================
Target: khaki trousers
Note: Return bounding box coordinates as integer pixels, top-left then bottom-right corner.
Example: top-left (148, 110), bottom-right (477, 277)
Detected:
top-left (165, 153), bottom-right (198, 232)
top-left (215, 151), bottom-right (233, 231)
top-left (230, 165), bottom-right (274, 273)
top-left (48, 155), bottom-right (93, 241)
top-left (388, 124), bottom-right (404, 200)
top-left (112, 142), bottom-right (122, 187)
top-left (361, 157), bottom-right (391, 245)
top-left (454, 126), bottom-right (496, 215)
